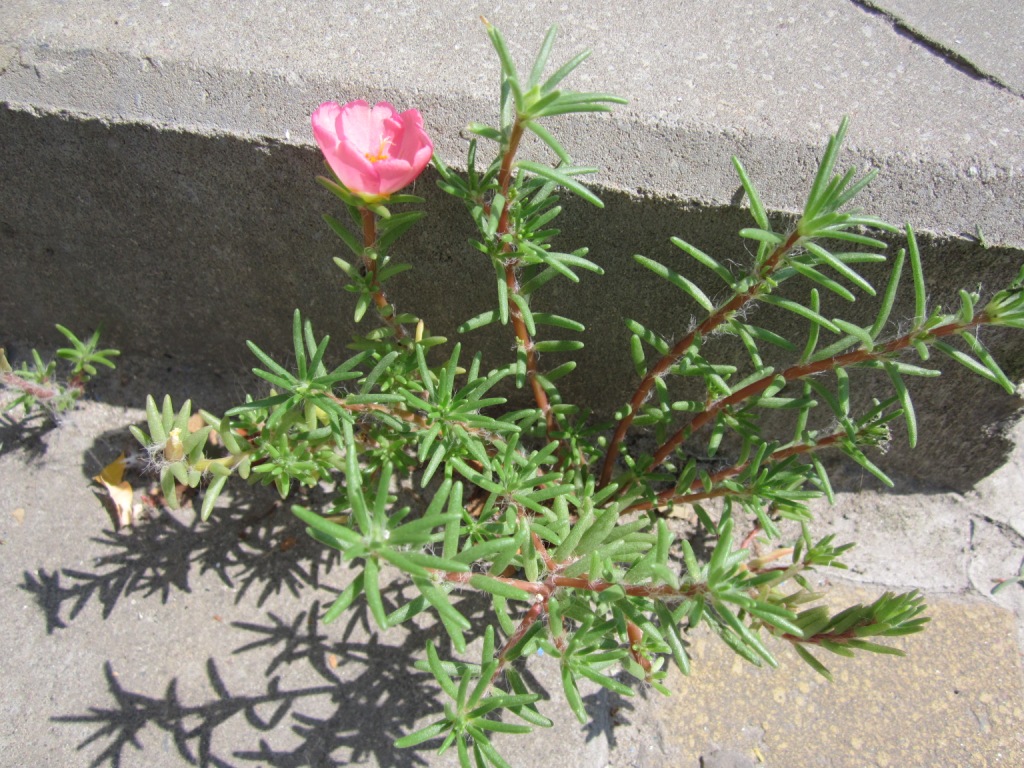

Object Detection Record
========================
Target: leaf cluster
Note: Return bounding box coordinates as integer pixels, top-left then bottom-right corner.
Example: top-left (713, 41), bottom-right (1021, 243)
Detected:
top-left (1, 325), bottom-right (119, 419)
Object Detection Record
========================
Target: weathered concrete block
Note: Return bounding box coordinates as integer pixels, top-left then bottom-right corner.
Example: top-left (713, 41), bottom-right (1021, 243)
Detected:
top-left (2, 0), bottom-right (1023, 489)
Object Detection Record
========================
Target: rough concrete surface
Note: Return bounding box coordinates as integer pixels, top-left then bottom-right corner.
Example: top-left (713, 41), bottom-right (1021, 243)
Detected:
top-left (1, 0), bottom-right (1022, 242)
top-left (2, 2), bottom-right (1024, 764)
top-left (0, 374), bottom-right (1023, 767)
top-left (2, 1), bottom-right (1024, 488)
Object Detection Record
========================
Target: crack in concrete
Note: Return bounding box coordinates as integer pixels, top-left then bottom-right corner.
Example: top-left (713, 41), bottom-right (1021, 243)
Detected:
top-left (848, 0), bottom-right (1024, 100)
top-left (971, 513), bottom-right (1024, 548)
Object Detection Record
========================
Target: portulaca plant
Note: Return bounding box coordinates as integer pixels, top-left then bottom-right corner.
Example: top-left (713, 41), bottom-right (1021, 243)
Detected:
top-left (123, 22), bottom-right (1024, 767)
top-left (1, 325), bottom-right (119, 420)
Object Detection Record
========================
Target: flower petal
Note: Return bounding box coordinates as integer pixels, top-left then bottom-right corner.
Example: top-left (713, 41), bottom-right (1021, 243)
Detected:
top-left (311, 101), bottom-right (344, 142)
top-left (370, 157), bottom-right (415, 195)
top-left (311, 99), bottom-right (432, 200)
top-left (392, 109), bottom-right (433, 170)
top-left (334, 139), bottom-right (383, 195)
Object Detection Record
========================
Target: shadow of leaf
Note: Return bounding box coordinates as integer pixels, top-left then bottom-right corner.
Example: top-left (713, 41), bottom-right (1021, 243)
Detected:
top-left (54, 658), bottom-right (335, 768)
top-left (0, 410), bottom-right (56, 460)
top-left (581, 686), bottom-right (635, 750)
top-left (55, 600), bottom-right (455, 767)
top-left (20, 487), bottom-right (340, 633)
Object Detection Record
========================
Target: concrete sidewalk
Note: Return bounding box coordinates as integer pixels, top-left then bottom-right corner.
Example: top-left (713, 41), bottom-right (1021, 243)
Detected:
top-left (0, 377), bottom-right (1022, 767)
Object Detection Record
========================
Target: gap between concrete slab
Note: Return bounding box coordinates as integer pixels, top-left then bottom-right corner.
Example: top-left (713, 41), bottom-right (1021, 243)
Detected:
top-left (848, 0), bottom-right (1024, 99)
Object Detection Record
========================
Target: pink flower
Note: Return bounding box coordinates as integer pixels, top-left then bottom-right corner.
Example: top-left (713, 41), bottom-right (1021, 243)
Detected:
top-left (311, 100), bottom-right (433, 202)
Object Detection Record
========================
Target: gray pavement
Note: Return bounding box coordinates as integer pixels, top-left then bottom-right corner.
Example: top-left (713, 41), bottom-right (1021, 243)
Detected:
top-left (2, 1), bottom-right (1024, 765)
top-left (1, 370), bottom-right (1023, 767)
top-left (856, 0), bottom-right (1024, 96)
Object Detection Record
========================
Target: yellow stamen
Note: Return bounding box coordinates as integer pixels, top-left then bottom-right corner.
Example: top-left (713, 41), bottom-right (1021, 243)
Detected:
top-left (365, 136), bottom-right (391, 163)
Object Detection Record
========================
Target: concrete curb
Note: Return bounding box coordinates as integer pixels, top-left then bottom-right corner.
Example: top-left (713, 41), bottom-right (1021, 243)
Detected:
top-left (2, 1), bottom-right (1021, 241)
top-left (3, 2), bottom-right (1024, 491)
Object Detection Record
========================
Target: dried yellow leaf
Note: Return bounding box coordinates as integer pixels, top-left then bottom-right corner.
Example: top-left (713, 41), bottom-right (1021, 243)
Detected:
top-left (93, 453), bottom-right (135, 528)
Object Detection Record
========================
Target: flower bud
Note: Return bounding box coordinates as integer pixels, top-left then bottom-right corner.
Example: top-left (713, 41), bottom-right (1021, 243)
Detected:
top-left (164, 428), bottom-right (185, 463)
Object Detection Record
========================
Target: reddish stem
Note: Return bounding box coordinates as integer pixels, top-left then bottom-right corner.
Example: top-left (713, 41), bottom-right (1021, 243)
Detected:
top-left (626, 619), bottom-right (652, 676)
top-left (440, 570), bottom-right (702, 600)
top-left (648, 316), bottom-right (978, 471)
top-left (492, 600), bottom-right (545, 683)
top-left (440, 546), bottom-right (815, 683)
top-left (598, 230), bottom-right (803, 489)
top-left (1, 373), bottom-right (57, 400)
top-left (739, 525), bottom-right (764, 550)
top-left (359, 207), bottom-right (408, 341)
top-left (496, 124), bottom-right (525, 211)
top-left (493, 123), bottom-right (557, 434)
top-left (532, 531), bottom-right (557, 573)
top-left (621, 428), bottom-right (848, 516)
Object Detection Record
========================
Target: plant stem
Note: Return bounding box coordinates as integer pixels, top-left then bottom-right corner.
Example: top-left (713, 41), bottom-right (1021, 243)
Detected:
top-left (359, 207), bottom-right (408, 342)
top-left (621, 428), bottom-right (849, 516)
top-left (647, 315), bottom-right (980, 472)
top-left (496, 124), bottom-right (525, 206)
top-left (1, 372), bottom-right (58, 400)
top-left (598, 229), bottom-right (803, 489)
top-left (495, 123), bottom-right (558, 435)
top-left (441, 569), bottom-right (702, 601)
top-left (440, 548), bottom-right (811, 682)
top-left (492, 601), bottom-right (544, 683)
top-left (625, 619), bottom-right (652, 676)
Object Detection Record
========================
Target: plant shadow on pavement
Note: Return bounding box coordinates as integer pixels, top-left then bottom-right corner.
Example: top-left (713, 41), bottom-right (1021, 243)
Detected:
top-left (20, 481), bottom-right (340, 634)
top-left (24, 411), bottom-right (657, 766)
top-left (0, 410), bottom-right (57, 461)
top-left (19, 433), bottom-right (540, 765)
top-left (52, 591), bottom-right (500, 767)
